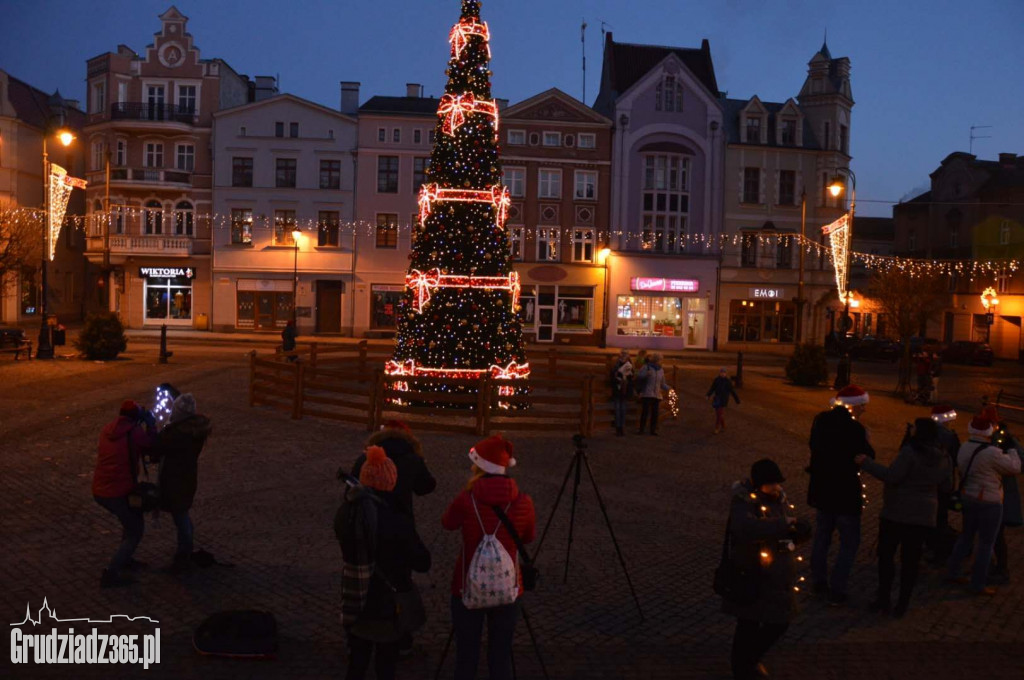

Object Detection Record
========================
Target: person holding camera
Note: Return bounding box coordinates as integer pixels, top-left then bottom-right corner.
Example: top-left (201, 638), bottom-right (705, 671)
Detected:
top-left (352, 420), bottom-right (436, 522)
top-left (92, 400), bottom-right (157, 588)
top-left (723, 458), bottom-right (811, 680)
top-left (634, 352), bottom-right (669, 435)
top-left (441, 436), bottom-right (535, 680)
top-left (856, 418), bottom-right (951, 617)
top-left (978, 407), bottom-right (1023, 584)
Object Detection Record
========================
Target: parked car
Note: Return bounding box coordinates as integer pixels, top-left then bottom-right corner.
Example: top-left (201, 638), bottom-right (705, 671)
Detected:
top-left (907, 336), bottom-right (945, 355)
top-left (941, 340), bottom-right (994, 366)
top-left (849, 336), bottom-right (900, 362)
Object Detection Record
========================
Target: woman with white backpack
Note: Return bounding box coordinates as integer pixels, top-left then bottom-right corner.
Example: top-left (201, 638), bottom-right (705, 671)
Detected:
top-left (441, 436), bottom-right (536, 680)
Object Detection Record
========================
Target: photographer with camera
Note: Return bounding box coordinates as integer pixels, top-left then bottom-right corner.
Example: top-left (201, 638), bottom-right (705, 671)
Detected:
top-left (980, 407), bottom-right (1024, 584)
top-left (92, 400), bottom-right (157, 588)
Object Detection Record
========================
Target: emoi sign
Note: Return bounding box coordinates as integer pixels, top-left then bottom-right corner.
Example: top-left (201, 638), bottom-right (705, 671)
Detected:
top-left (630, 277), bottom-right (699, 293)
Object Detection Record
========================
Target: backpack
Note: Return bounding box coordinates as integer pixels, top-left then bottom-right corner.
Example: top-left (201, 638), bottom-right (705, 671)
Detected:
top-left (462, 495), bottom-right (518, 610)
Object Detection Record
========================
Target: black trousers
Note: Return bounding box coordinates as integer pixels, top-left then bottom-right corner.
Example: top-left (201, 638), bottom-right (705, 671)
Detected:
top-left (876, 517), bottom-right (928, 607)
top-left (639, 397), bottom-right (660, 433)
top-left (731, 619), bottom-right (788, 679)
top-left (993, 524), bottom-right (1008, 575)
top-left (346, 633), bottom-right (398, 680)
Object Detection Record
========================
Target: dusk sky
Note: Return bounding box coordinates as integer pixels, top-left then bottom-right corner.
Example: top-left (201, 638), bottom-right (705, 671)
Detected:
top-left (3, 0), bottom-right (1022, 218)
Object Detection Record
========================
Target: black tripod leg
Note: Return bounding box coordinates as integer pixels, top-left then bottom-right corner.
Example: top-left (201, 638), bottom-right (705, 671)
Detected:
top-left (511, 645), bottom-right (517, 680)
top-left (580, 450), bottom-right (644, 620)
top-left (434, 627), bottom-right (455, 680)
top-left (563, 454), bottom-right (583, 583)
top-left (519, 603), bottom-right (551, 680)
top-left (535, 449), bottom-right (578, 562)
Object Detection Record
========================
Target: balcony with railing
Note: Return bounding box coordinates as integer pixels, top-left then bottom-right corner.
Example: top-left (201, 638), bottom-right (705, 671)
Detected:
top-left (99, 167), bottom-right (192, 186)
top-left (85, 213), bottom-right (210, 260)
top-left (109, 102), bottom-right (198, 126)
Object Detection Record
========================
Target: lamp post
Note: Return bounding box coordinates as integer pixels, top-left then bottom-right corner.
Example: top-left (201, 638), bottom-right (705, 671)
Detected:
top-left (291, 229), bottom-right (301, 322)
top-left (828, 168), bottom-right (856, 342)
top-left (981, 286), bottom-right (999, 342)
top-left (37, 129), bottom-right (75, 360)
top-left (598, 247), bottom-right (611, 348)
top-left (796, 189), bottom-right (807, 343)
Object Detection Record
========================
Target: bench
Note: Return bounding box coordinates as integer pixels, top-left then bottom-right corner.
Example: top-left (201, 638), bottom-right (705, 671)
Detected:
top-left (996, 389), bottom-right (1024, 421)
top-left (0, 340), bottom-right (33, 360)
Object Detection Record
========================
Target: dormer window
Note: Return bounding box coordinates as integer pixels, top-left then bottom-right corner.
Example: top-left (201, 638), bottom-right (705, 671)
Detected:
top-left (745, 117), bottom-right (761, 144)
top-left (780, 119), bottom-right (797, 146)
top-left (655, 75), bottom-right (683, 112)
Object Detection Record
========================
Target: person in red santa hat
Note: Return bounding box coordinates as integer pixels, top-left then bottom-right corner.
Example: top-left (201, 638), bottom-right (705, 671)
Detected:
top-left (441, 435), bottom-right (536, 680)
top-left (806, 384), bottom-right (875, 606)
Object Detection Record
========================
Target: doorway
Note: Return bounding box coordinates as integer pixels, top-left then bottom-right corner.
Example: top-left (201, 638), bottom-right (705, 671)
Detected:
top-left (316, 280), bottom-right (343, 333)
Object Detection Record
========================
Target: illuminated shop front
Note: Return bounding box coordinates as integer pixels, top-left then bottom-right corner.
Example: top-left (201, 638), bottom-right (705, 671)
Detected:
top-left (609, 273), bottom-right (710, 350)
top-left (140, 266), bottom-right (195, 325)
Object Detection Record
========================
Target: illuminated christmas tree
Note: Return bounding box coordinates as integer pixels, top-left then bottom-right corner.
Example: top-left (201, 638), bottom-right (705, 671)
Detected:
top-left (387, 0), bottom-right (528, 390)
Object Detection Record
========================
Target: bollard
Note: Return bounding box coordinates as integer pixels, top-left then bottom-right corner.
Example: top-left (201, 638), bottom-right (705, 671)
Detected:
top-left (735, 351), bottom-right (743, 388)
top-left (159, 324), bottom-right (173, 364)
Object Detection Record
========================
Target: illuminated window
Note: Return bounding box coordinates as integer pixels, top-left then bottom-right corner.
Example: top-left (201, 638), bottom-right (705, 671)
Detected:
top-left (274, 210), bottom-right (297, 246)
top-left (572, 228), bottom-right (594, 263)
top-left (375, 213), bottom-right (398, 249)
top-left (641, 154), bottom-right (688, 253)
top-left (230, 208), bottom-right (252, 245)
top-left (536, 228), bottom-right (559, 261)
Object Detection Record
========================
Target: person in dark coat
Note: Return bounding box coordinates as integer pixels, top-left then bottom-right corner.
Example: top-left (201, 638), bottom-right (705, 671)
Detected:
top-left (281, 319), bottom-right (298, 361)
top-left (806, 385), bottom-right (875, 606)
top-left (706, 367), bottom-right (740, 434)
top-left (723, 459), bottom-right (811, 680)
top-left (833, 352), bottom-right (851, 390)
top-left (337, 446), bottom-right (431, 680)
top-left (609, 350), bottom-right (634, 436)
top-left (92, 400), bottom-right (157, 588)
top-left (151, 393), bottom-right (212, 571)
top-left (352, 420), bottom-right (435, 521)
top-left (986, 410), bottom-right (1024, 584)
top-left (927, 405), bottom-right (961, 563)
top-left (857, 418), bottom-right (952, 616)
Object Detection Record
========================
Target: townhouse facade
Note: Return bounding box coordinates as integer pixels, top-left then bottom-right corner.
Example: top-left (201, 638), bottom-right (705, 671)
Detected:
top-left (210, 91), bottom-right (357, 334)
top-left (594, 34), bottom-right (725, 351)
top-left (500, 88), bottom-right (613, 346)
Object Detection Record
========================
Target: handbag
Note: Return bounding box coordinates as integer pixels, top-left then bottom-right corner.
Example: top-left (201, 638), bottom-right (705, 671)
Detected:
top-left (712, 514), bottom-right (759, 605)
top-left (125, 425), bottom-right (160, 512)
top-left (948, 443), bottom-right (987, 513)
top-left (492, 504), bottom-right (539, 592)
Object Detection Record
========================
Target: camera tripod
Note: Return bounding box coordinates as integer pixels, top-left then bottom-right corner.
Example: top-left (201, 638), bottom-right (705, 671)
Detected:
top-left (534, 434), bottom-right (643, 619)
top-left (433, 602), bottom-right (549, 680)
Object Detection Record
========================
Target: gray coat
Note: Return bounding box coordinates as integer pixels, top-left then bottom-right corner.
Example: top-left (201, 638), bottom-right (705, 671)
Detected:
top-left (635, 363), bottom-right (669, 400)
top-left (860, 442), bottom-right (952, 527)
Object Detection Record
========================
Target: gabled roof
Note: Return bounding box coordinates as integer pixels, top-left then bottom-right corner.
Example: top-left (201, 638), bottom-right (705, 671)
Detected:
top-left (3, 73), bottom-right (85, 131)
top-left (359, 96), bottom-right (440, 117)
top-left (214, 93), bottom-right (356, 123)
top-left (721, 97), bottom-right (818, 148)
top-left (503, 88), bottom-right (611, 125)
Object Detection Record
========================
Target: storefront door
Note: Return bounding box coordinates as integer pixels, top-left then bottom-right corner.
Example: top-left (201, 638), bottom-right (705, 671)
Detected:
top-left (256, 293), bottom-right (276, 330)
top-left (537, 307), bottom-right (555, 342)
top-left (316, 280), bottom-right (343, 333)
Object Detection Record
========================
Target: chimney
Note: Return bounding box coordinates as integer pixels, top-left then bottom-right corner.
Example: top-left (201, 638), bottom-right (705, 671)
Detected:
top-left (340, 81), bottom-right (360, 115)
top-left (999, 152), bottom-right (1018, 168)
top-left (406, 83), bottom-right (423, 98)
top-left (495, 98), bottom-right (509, 111)
top-left (254, 76), bottom-right (278, 102)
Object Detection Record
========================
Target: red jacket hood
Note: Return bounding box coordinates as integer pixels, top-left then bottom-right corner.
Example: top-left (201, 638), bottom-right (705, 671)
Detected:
top-left (102, 416), bottom-right (138, 441)
top-left (469, 475), bottom-right (520, 506)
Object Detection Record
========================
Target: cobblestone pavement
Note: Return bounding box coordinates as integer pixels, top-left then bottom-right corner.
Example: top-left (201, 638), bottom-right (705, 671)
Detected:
top-left (2, 347), bottom-right (1023, 679)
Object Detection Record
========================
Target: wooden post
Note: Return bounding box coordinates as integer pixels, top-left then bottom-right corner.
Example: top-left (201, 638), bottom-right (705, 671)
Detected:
top-left (476, 375), bottom-right (489, 436)
top-left (248, 350), bottom-right (257, 407)
top-left (358, 340), bottom-right (368, 374)
top-left (368, 368), bottom-right (384, 431)
top-left (308, 342), bottom-right (318, 379)
top-left (292, 362), bottom-right (305, 420)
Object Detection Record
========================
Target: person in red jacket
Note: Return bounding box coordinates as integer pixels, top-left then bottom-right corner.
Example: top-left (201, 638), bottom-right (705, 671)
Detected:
top-left (92, 400), bottom-right (157, 588)
top-left (442, 436), bottom-right (536, 680)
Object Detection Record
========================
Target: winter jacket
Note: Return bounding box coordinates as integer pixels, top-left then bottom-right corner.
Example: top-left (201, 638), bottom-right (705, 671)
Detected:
top-left (352, 428), bottom-right (436, 520)
top-left (721, 481), bottom-right (801, 624)
top-left (635, 362), bottom-right (670, 400)
top-left (336, 487), bottom-right (431, 640)
top-left (806, 406), bottom-right (876, 515)
top-left (957, 437), bottom-right (1022, 504)
top-left (996, 431), bottom-right (1024, 527)
top-left (441, 475), bottom-right (536, 599)
top-left (92, 416), bottom-right (157, 498)
top-left (610, 359), bottom-right (633, 401)
top-left (706, 375), bottom-right (740, 409)
top-left (152, 414), bottom-right (212, 513)
top-left (860, 441), bottom-right (952, 527)
top-left (281, 324), bottom-right (297, 351)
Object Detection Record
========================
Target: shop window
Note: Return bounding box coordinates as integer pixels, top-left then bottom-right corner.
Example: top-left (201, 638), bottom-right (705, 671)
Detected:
top-left (556, 286), bottom-right (593, 332)
top-left (236, 282), bottom-right (293, 330)
top-left (616, 295), bottom-right (684, 337)
top-left (231, 208), bottom-right (252, 245)
top-left (145, 274), bottom-right (193, 321)
top-left (318, 211), bottom-right (340, 247)
top-left (371, 285), bottom-right (404, 328)
top-left (727, 299), bottom-right (796, 343)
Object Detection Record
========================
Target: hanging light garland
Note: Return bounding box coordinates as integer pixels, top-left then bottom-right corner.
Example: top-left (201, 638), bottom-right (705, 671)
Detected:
top-left (821, 214), bottom-right (850, 300)
top-left (47, 164), bottom-right (87, 261)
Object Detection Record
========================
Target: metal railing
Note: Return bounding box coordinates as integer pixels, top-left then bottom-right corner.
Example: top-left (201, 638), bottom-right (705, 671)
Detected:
top-left (109, 102), bottom-right (198, 125)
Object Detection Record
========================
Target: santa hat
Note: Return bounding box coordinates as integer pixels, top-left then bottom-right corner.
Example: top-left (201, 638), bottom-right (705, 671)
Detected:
top-left (832, 384), bottom-right (869, 407)
top-left (119, 400), bottom-right (139, 416)
top-left (380, 419), bottom-right (411, 433)
top-left (930, 404), bottom-right (957, 424)
top-left (469, 435), bottom-right (516, 475)
top-left (968, 416), bottom-right (995, 438)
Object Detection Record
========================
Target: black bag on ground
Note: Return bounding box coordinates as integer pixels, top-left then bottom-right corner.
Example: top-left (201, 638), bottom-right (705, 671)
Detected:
top-left (713, 515), bottom-right (759, 605)
top-left (193, 610), bottom-right (277, 658)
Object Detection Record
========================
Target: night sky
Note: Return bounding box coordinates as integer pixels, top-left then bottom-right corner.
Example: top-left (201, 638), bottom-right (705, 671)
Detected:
top-left (3, 0), bottom-right (1022, 217)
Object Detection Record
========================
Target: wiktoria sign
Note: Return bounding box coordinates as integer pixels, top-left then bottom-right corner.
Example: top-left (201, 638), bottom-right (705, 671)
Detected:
top-left (630, 277), bottom-right (699, 293)
top-left (138, 267), bottom-right (196, 279)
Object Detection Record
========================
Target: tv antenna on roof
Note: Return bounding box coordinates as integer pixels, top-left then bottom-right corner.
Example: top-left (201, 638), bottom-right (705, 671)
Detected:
top-left (970, 125), bottom-right (992, 154)
top-left (600, 20), bottom-right (612, 40)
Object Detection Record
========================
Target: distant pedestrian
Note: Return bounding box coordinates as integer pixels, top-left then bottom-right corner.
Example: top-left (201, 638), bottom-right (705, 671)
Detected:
top-left (352, 420), bottom-right (436, 521)
top-left (282, 319), bottom-right (298, 362)
top-left (927, 404), bottom-right (961, 563)
top-left (92, 400), bottom-right (157, 588)
top-left (806, 385), bottom-right (875, 606)
top-left (610, 350), bottom-right (634, 436)
top-left (336, 446), bottom-right (431, 680)
top-left (442, 436), bottom-right (536, 680)
top-left (928, 354), bottom-right (943, 404)
top-left (635, 352), bottom-right (669, 435)
top-left (723, 458), bottom-right (811, 680)
top-left (915, 353), bottom-right (932, 398)
top-left (151, 393), bottom-right (211, 573)
top-left (833, 352), bottom-right (851, 390)
top-left (857, 418), bottom-right (951, 617)
top-left (634, 349), bottom-right (649, 370)
top-left (706, 367), bottom-right (740, 434)
top-left (946, 417), bottom-right (1022, 595)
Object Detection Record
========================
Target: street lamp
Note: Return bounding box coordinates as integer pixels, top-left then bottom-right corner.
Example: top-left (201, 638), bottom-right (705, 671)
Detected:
top-left (981, 286), bottom-right (1000, 341)
top-left (796, 190), bottom-right (807, 343)
top-left (37, 128), bottom-right (75, 360)
top-left (291, 229), bottom-right (302, 322)
top-left (827, 167), bottom-right (856, 341)
top-left (598, 247), bottom-right (612, 348)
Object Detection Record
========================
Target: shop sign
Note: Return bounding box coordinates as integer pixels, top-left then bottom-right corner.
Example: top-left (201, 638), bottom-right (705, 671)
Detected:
top-left (139, 266), bottom-right (196, 279)
top-left (749, 287), bottom-right (785, 300)
top-left (371, 284), bottom-right (406, 293)
top-left (630, 277), bottom-right (699, 293)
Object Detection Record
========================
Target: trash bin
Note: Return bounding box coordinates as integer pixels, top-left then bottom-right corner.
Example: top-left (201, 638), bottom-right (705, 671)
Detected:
top-left (195, 313), bottom-right (209, 330)
top-left (52, 327), bottom-right (67, 346)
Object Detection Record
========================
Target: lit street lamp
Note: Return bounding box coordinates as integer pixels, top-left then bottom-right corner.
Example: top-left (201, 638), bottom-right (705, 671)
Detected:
top-left (981, 286), bottom-right (1000, 341)
top-left (37, 128), bottom-right (76, 360)
top-left (828, 168), bottom-right (856, 343)
top-left (598, 247), bottom-right (611, 348)
top-left (291, 229), bottom-right (302, 322)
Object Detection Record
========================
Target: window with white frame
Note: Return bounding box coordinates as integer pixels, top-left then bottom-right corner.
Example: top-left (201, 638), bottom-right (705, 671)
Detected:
top-left (537, 228), bottom-right (559, 261)
top-left (743, 167), bottom-right (761, 204)
top-left (509, 225), bottom-right (524, 260)
top-left (144, 200), bottom-right (164, 235)
top-left (503, 167), bottom-right (525, 197)
top-left (507, 129), bottom-right (526, 145)
top-left (538, 169), bottom-right (561, 199)
top-left (112, 204), bottom-right (125, 234)
top-left (174, 201), bottom-right (194, 236)
top-left (117, 81), bottom-right (127, 104)
top-left (176, 144), bottom-right (194, 171)
top-left (745, 117), bottom-right (761, 143)
top-left (115, 139), bottom-right (126, 166)
top-left (542, 131), bottom-right (561, 147)
top-left (780, 119), bottom-right (797, 146)
top-left (572, 228), bottom-right (595, 262)
top-left (641, 154), bottom-right (689, 253)
top-left (997, 271), bottom-right (1010, 293)
top-left (392, 128), bottom-right (400, 143)
top-left (655, 75), bottom-right (684, 112)
top-left (574, 170), bottom-right (597, 200)
top-left (92, 141), bottom-right (104, 171)
top-left (577, 133), bottom-right (596, 149)
top-left (177, 85), bottom-right (196, 112)
top-left (91, 81), bottom-right (106, 114)
top-left (1000, 220), bottom-right (1011, 245)
top-left (145, 142), bottom-right (163, 168)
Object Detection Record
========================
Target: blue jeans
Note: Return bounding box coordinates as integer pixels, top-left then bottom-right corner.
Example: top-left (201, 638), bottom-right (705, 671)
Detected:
top-left (810, 511), bottom-right (861, 596)
top-left (613, 399), bottom-right (627, 429)
top-left (947, 499), bottom-right (1003, 592)
top-left (451, 595), bottom-right (519, 680)
top-left (94, 495), bottom-right (144, 572)
top-left (171, 510), bottom-right (193, 558)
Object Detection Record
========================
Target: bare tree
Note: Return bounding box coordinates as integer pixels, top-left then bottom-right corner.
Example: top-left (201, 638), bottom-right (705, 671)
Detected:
top-left (868, 268), bottom-right (949, 393)
top-left (0, 209), bottom-right (43, 293)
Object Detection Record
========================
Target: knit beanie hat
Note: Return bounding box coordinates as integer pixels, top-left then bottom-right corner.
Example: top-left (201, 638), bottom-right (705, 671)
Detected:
top-left (469, 435), bottom-right (516, 475)
top-left (119, 400), bottom-right (139, 416)
top-left (170, 393), bottom-right (197, 423)
top-left (930, 404), bottom-right (957, 423)
top-left (751, 458), bottom-right (785, 487)
top-left (968, 416), bottom-right (995, 438)
top-left (832, 384), bottom-right (869, 407)
top-left (360, 446), bottom-right (397, 491)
